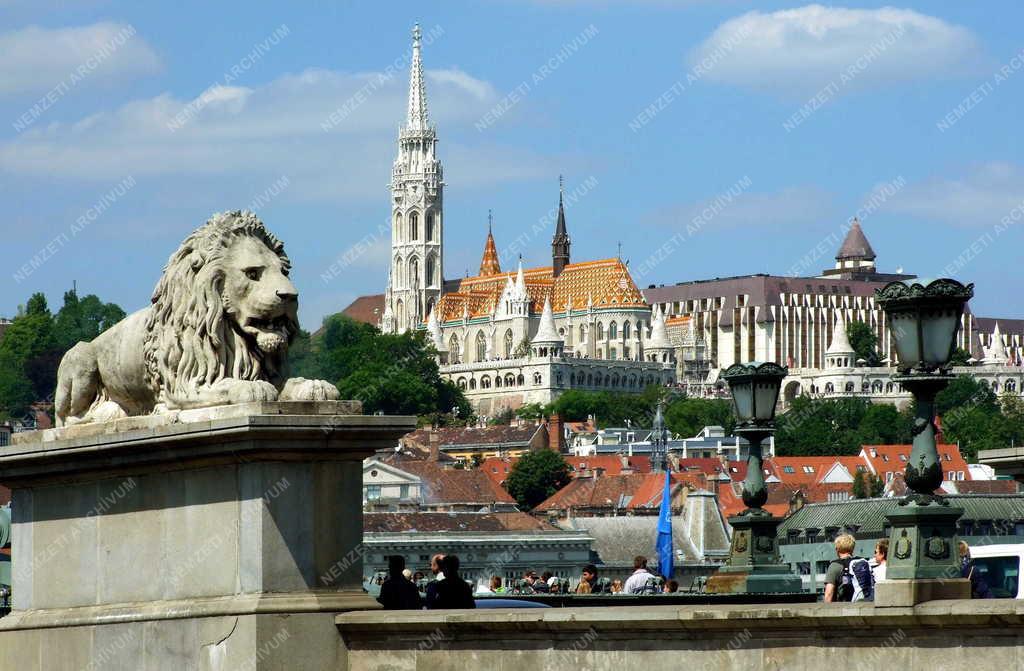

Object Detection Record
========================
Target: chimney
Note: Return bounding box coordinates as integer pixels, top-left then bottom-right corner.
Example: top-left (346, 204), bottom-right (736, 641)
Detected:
top-left (548, 414), bottom-right (564, 452)
top-left (429, 430), bottom-right (441, 462)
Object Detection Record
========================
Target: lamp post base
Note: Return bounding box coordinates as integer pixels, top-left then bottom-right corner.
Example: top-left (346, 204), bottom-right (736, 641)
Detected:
top-left (884, 503), bottom-right (965, 580)
top-left (706, 512), bottom-right (802, 595)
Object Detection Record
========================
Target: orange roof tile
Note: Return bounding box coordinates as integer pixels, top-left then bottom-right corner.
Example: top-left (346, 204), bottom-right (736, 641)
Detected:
top-left (479, 230), bottom-right (501, 276)
top-left (435, 257), bottom-right (647, 323)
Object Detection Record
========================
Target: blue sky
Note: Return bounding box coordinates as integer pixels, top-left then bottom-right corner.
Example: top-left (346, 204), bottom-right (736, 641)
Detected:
top-left (1, 1), bottom-right (1022, 328)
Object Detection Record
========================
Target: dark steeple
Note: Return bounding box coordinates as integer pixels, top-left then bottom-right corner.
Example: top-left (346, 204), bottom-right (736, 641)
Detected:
top-left (552, 175), bottom-right (571, 277)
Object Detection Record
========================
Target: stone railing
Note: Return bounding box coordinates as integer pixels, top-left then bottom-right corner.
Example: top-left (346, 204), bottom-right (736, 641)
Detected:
top-left (336, 599), bottom-right (1024, 670)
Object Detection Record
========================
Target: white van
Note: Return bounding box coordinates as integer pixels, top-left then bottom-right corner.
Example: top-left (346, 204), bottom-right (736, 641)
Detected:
top-left (968, 544), bottom-right (1024, 599)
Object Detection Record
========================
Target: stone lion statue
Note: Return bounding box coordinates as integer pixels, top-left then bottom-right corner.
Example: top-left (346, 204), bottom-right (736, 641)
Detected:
top-left (55, 211), bottom-right (339, 426)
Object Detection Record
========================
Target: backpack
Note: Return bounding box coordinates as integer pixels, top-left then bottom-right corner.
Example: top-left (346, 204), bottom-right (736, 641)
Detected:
top-left (835, 557), bottom-right (874, 602)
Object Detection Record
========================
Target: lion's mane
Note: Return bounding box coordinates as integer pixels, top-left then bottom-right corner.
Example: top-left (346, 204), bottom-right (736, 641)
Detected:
top-left (143, 211), bottom-right (298, 407)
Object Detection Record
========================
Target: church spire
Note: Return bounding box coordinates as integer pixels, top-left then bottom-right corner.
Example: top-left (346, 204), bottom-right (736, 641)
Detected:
top-left (552, 175), bottom-right (571, 277)
top-left (406, 23), bottom-right (429, 131)
top-left (479, 215), bottom-right (501, 276)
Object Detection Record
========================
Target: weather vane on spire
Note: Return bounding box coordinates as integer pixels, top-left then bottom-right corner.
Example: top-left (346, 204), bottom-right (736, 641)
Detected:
top-left (412, 23), bottom-right (421, 45)
top-left (488, 209), bottom-right (493, 233)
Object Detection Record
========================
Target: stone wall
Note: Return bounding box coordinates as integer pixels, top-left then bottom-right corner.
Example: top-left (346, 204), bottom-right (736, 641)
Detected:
top-left (337, 599), bottom-right (1024, 671)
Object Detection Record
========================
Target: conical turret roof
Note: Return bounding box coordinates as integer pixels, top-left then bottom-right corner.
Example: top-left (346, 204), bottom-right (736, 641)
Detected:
top-left (648, 305), bottom-right (671, 350)
top-left (826, 316), bottom-right (855, 355)
top-left (479, 225), bottom-right (501, 276)
top-left (836, 218), bottom-right (876, 261)
top-left (532, 297), bottom-right (562, 345)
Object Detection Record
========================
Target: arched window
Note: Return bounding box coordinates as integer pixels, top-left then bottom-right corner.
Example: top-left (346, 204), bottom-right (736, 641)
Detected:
top-left (556, 372), bottom-right (563, 386)
top-left (396, 299), bottom-right (405, 330)
top-left (450, 333), bottom-right (462, 362)
top-left (504, 330), bottom-right (514, 358)
top-left (409, 258), bottom-right (419, 288)
top-left (597, 322), bottom-right (606, 339)
top-left (457, 378), bottom-right (467, 390)
top-left (845, 382), bottom-right (855, 393)
top-left (495, 376), bottom-right (502, 388)
top-left (579, 324), bottom-right (588, 343)
top-left (393, 255), bottom-right (403, 287)
top-left (609, 322), bottom-right (618, 339)
top-left (862, 381), bottom-right (870, 392)
top-left (885, 382), bottom-right (893, 393)
top-left (475, 331), bottom-right (487, 362)
top-left (481, 376), bottom-right (491, 389)
top-left (1007, 380), bottom-right (1017, 393)
top-left (426, 212), bottom-right (435, 241)
top-left (825, 382), bottom-right (834, 393)
top-left (506, 374), bottom-right (516, 387)
top-left (394, 212), bottom-right (403, 241)
top-left (533, 372), bottom-right (542, 385)
top-left (516, 374), bottom-right (525, 386)
top-left (872, 380), bottom-right (883, 393)
top-left (623, 321), bottom-right (631, 339)
top-left (469, 378), bottom-right (477, 390)
top-left (426, 256), bottom-right (436, 287)
top-left (410, 211), bottom-right (419, 240)
top-left (993, 382), bottom-right (1000, 393)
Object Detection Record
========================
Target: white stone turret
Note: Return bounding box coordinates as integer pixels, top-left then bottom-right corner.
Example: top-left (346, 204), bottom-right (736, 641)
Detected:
top-left (825, 315), bottom-right (855, 369)
top-left (983, 322), bottom-right (1009, 365)
top-left (498, 258), bottom-right (530, 318)
top-left (427, 308), bottom-right (446, 363)
top-left (531, 297), bottom-right (563, 358)
top-left (646, 305), bottom-right (674, 363)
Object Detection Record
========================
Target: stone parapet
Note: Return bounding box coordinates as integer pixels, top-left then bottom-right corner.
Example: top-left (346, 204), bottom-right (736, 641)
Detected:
top-left (337, 600), bottom-right (1024, 670)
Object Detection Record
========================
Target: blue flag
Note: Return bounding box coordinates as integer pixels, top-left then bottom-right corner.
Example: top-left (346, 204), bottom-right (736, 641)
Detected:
top-left (656, 470), bottom-right (674, 580)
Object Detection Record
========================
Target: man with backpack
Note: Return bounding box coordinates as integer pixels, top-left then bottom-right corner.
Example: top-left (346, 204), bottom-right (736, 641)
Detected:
top-left (823, 533), bottom-right (875, 603)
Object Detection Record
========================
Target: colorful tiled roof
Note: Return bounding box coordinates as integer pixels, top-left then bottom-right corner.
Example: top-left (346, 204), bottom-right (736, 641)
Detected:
top-left (435, 258), bottom-right (647, 323)
top-left (479, 229), bottom-right (501, 276)
top-left (402, 425), bottom-right (543, 449)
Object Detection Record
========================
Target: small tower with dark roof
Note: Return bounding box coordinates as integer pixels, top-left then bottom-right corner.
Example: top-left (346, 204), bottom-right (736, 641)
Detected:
top-left (834, 218), bottom-right (876, 273)
top-left (552, 176), bottom-right (571, 277)
top-left (820, 218), bottom-right (880, 279)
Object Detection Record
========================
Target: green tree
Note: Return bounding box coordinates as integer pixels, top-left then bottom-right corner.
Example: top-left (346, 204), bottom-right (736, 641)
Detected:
top-left (515, 402), bottom-right (550, 421)
top-left (489, 407), bottom-right (515, 426)
top-left (0, 292), bottom-right (57, 401)
top-left (52, 290), bottom-right (127, 352)
top-left (663, 397), bottom-right (735, 438)
top-left (0, 350), bottom-right (34, 419)
top-left (290, 314), bottom-right (472, 420)
top-left (506, 448), bottom-right (571, 509)
top-left (775, 397), bottom-right (875, 456)
top-left (851, 469), bottom-right (884, 498)
top-left (949, 347), bottom-right (972, 366)
top-left (847, 320), bottom-right (880, 366)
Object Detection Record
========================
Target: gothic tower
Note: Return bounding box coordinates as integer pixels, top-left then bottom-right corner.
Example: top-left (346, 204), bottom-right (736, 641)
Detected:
top-left (552, 176), bottom-right (571, 277)
top-left (385, 23), bottom-right (444, 333)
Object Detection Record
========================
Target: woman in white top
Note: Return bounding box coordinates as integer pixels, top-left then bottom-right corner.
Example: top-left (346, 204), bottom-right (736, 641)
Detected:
top-left (872, 538), bottom-right (889, 583)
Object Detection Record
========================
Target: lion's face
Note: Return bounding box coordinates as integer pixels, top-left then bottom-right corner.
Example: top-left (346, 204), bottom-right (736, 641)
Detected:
top-left (221, 236), bottom-right (298, 354)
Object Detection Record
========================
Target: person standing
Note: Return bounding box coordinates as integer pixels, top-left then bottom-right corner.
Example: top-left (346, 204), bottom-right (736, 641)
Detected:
top-left (824, 534), bottom-right (856, 603)
top-left (424, 553), bottom-right (446, 605)
top-left (872, 539), bottom-right (889, 583)
top-left (959, 541), bottom-right (993, 599)
top-left (624, 556), bottom-right (652, 594)
top-left (426, 555), bottom-right (476, 609)
top-left (377, 556), bottom-right (423, 610)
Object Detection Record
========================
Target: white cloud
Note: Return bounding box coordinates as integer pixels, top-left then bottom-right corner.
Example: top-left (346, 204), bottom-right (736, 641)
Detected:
top-left (653, 184), bottom-right (834, 229)
top-left (884, 162), bottom-right (1024, 227)
top-left (0, 65), bottom-right (557, 203)
top-left (692, 5), bottom-right (982, 94)
top-left (0, 22), bottom-right (161, 96)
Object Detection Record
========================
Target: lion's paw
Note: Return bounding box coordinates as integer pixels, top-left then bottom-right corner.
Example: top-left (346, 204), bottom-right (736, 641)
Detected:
top-left (280, 377), bottom-right (341, 401)
top-left (227, 380), bottom-right (280, 404)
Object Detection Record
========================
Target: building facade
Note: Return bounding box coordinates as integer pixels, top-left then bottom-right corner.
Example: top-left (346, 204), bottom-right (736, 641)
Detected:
top-left (351, 25), bottom-right (675, 413)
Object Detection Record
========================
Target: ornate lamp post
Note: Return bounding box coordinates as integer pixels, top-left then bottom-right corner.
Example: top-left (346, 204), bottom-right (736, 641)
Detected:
top-left (707, 362), bottom-right (801, 594)
top-left (651, 400), bottom-right (669, 472)
top-left (876, 278), bottom-right (974, 603)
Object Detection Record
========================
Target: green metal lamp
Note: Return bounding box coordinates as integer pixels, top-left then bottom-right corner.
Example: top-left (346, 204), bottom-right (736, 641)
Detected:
top-left (875, 278), bottom-right (974, 589)
top-left (722, 361), bottom-right (787, 513)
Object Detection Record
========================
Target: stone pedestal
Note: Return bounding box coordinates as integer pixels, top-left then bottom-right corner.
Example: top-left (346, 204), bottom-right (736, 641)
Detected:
top-left (706, 512), bottom-right (802, 594)
top-left (874, 501), bottom-right (971, 606)
top-left (0, 401), bottom-right (415, 670)
top-left (885, 502), bottom-right (963, 580)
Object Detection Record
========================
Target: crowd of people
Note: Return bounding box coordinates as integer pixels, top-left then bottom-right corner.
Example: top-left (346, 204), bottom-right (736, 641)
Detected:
top-left (375, 554), bottom-right (684, 610)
